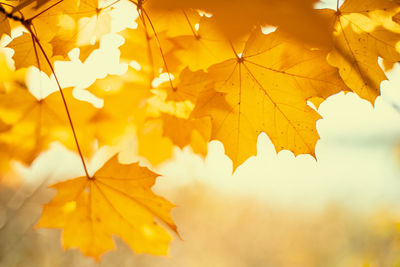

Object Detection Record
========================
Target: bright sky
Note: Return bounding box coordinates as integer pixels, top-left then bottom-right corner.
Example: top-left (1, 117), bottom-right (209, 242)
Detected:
top-left (10, 0), bottom-right (400, 216)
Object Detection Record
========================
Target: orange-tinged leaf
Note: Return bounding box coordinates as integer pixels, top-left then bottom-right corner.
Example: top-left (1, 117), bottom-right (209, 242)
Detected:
top-left (149, 0), bottom-right (333, 48)
top-left (37, 155), bottom-right (177, 260)
top-left (143, 7), bottom-right (201, 38)
top-left (7, 32), bottom-right (54, 76)
top-left (12, 0), bottom-right (53, 11)
top-left (0, 118), bottom-right (10, 132)
top-left (0, 12), bottom-right (11, 37)
top-left (193, 30), bottom-right (347, 169)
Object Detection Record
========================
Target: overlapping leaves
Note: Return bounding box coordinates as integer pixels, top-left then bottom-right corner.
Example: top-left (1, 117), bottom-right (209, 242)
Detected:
top-left (1, 0), bottom-right (400, 260)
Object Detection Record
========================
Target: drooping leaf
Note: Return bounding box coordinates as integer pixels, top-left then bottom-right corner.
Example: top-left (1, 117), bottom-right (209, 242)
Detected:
top-left (193, 29), bottom-right (348, 169)
top-left (37, 155), bottom-right (177, 260)
top-left (326, 0), bottom-right (400, 104)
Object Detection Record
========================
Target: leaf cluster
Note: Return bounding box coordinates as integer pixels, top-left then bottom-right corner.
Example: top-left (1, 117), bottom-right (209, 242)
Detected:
top-left (0, 0), bottom-right (400, 260)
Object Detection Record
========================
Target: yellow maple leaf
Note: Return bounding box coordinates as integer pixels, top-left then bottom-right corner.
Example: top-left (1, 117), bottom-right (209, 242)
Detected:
top-left (37, 154), bottom-right (177, 260)
top-left (83, 67), bottom-right (152, 149)
top-left (0, 87), bottom-right (97, 164)
top-left (141, 5), bottom-right (201, 38)
top-left (148, 0), bottom-right (333, 48)
top-left (0, 9), bottom-right (11, 37)
top-left (193, 29), bottom-right (347, 169)
top-left (170, 17), bottom-right (237, 71)
top-left (326, 0), bottom-right (400, 104)
top-left (136, 119), bottom-right (174, 165)
top-left (161, 114), bottom-right (211, 156)
top-left (49, 0), bottom-right (113, 60)
top-left (119, 25), bottom-right (179, 82)
top-left (7, 32), bottom-right (55, 76)
top-left (159, 67), bottom-right (209, 103)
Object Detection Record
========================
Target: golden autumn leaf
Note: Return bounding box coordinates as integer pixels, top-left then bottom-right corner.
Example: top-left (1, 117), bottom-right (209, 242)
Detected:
top-left (119, 2), bottom-right (201, 81)
top-left (148, 0), bottom-right (333, 48)
top-left (37, 154), bottom-right (177, 259)
top-left (49, 0), bottom-right (113, 60)
top-left (83, 67), bottom-right (152, 148)
top-left (0, 87), bottom-right (97, 164)
top-left (139, 5), bottom-right (201, 38)
top-left (5, 0), bottom-right (113, 71)
top-left (10, 0), bottom-right (81, 43)
top-left (2, 0), bottom-right (400, 261)
top-left (137, 118), bottom-right (174, 165)
top-left (169, 17), bottom-right (237, 71)
top-left (12, 0), bottom-right (53, 11)
top-left (161, 114), bottom-right (211, 156)
top-left (119, 25), bottom-right (179, 82)
top-left (0, 9), bottom-right (11, 37)
top-left (7, 32), bottom-right (55, 76)
top-left (193, 29), bottom-right (348, 169)
top-left (326, 0), bottom-right (400, 104)
top-left (160, 67), bottom-right (209, 103)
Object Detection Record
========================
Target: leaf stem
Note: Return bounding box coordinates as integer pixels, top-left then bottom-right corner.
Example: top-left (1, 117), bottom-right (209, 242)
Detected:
top-left (140, 7), bottom-right (175, 89)
top-left (182, 9), bottom-right (199, 39)
top-left (26, 23), bottom-right (91, 178)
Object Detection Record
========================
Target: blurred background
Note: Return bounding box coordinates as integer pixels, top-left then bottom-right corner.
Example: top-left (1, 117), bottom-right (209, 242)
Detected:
top-left (2, 0), bottom-right (400, 266)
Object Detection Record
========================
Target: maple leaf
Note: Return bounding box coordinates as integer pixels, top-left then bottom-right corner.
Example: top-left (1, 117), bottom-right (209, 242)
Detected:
top-left (326, 0), bottom-right (400, 104)
top-left (0, 10), bottom-right (11, 37)
top-left (49, 13), bottom-right (102, 61)
top-left (0, 87), bottom-right (96, 164)
top-left (37, 155), bottom-right (177, 260)
top-left (136, 119), bottom-right (174, 165)
top-left (148, 0), bottom-right (334, 48)
top-left (83, 67), bottom-right (152, 148)
top-left (119, 2), bottom-right (202, 82)
top-left (7, 32), bottom-right (55, 76)
top-left (141, 5), bottom-right (201, 38)
top-left (159, 67), bottom-right (209, 103)
top-left (192, 29), bottom-right (347, 169)
top-left (161, 114), bottom-right (211, 156)
top-left (6, 0), bottom-right (112, 68)
top-left (48, 0), bottom-right (113, 60)
top-left (169, 17), bottom-right (237, 71)
top-left (119, 25), bottom-right (179, 82)
top-left (2, 0), bottom-right (400, 261)
top-left (12, 0), bottom-right (53, 11)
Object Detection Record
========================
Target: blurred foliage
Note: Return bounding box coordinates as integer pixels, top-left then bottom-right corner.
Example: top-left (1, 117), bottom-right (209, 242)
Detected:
top-left (1, 177), bottom-right (400, 267)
